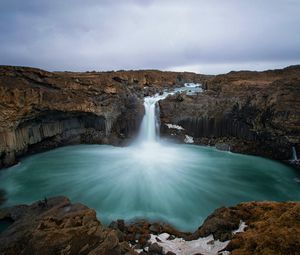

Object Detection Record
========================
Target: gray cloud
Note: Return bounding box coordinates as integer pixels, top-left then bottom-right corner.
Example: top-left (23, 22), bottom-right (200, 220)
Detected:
top-left (0, 0), bottom-right (299, 74)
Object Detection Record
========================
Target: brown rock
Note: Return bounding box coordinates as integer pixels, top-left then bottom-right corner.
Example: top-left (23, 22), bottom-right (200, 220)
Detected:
top-left (0, 196), bottom-right (135, 255)
top-left (148, 243), bottom-right (163, 254)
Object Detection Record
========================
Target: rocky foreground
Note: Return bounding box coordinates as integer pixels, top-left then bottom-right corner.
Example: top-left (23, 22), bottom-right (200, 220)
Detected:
top-left (0, 197), bottom-right (299, 255)
top-left (0, 65), bottom-right (300, 168)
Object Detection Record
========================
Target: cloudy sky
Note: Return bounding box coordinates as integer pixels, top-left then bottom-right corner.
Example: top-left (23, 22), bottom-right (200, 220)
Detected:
top-left (0, 0), bottom-right (299, 74)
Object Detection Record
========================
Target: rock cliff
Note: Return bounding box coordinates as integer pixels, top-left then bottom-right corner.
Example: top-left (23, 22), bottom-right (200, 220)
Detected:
top-left (1, 65), bottom-right (299, 168)
top-left (160, 65), bottom-right (300, 162)
top-left (0, 66), bottom-right (206, 168)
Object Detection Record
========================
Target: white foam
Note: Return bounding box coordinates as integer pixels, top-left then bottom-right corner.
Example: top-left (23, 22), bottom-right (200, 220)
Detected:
top-left (184, 135), bottom-right (194, 144)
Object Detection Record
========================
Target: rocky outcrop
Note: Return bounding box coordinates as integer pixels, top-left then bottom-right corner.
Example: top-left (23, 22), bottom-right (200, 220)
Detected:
top-left (200, 202), bottom-right (300, 255)
top-left (0, 196), bottom-right (136, 255)
top-left (1, 197), bottom-right (299, 255)
top-left (0, 66), bottom-right (207, 168)
top-left (160, 65), bottom-right (300, 162)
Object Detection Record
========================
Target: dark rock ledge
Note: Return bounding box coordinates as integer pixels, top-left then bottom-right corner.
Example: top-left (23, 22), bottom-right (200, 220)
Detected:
top-left (1, 196), bottom-right (299, 255)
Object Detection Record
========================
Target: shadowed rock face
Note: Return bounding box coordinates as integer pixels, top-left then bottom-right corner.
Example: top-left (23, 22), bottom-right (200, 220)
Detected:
top-left (160, 65), bottom-right (300, 161)
top-left (0, 66), bottom-right (207, 168)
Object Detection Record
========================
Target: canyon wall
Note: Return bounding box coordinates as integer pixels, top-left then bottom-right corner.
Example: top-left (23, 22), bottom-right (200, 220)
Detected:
top-left (1, 65), bottom-right (299, 168)
top-left (160, 65), bottom-right (300, 161)
top-left (0, 66), bottom-right (206, 168)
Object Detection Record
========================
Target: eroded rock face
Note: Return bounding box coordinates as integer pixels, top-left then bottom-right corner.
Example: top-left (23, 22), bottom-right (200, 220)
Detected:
top-left (0, 66), bottom-right (207, 168)
top-left (160, 65), bottom-right (300, 161)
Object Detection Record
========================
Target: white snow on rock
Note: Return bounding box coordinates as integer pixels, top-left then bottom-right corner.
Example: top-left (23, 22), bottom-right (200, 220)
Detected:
top-left (135, 221), bottom-right (247, 255)
top-left (184, 83), bottom-right (202, 88)
top-left (232, 221), bottom-right (247, 235)
top-left (147, 233), bottom-right (229, 255)
top-left (184, 135), bottom-right (194, 143)
top-left (166, 123), bottom-right (184, 130)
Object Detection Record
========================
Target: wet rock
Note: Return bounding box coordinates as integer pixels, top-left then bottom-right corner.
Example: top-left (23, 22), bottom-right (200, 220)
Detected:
top-left (215, 143), bottom-right (230, 151)
top-left (149, 223), bottom-right (162, 234)
top-left (165, 252), bottom-right (176, 255)
top-left (175, 94), bottom-right (184, 102)
top-left (148, 243), bottom-right (163, 254)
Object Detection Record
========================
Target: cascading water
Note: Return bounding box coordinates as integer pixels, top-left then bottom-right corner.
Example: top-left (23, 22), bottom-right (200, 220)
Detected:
top-left (136, 84), bottom-right (201, 145)
top-left (137, 96), bottom-right (161, 143)
top-left (0, 83), bottom-right (299, 232)
top-left (291, 146), bottom-right (298, 161)
top-left (133, 90), bottom-right (180, 163)
top-left (137, 92), bottom-right (171, 143)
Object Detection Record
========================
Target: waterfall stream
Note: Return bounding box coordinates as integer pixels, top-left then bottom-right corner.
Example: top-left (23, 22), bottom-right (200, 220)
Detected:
top-left (292, 146), bottom-right (298, 161)
top-left (136, 83), bottom-right (202, 144)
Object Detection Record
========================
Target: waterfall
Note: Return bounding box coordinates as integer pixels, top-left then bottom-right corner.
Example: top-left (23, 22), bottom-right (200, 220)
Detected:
top-left (292, 146), bottom-right (298, 161)
top-left (136, 83), bottom-right (202, 145)
top-left (136, 92), bottom-right (174, 144)
top-left (138, 97), bottom-right (161, 142)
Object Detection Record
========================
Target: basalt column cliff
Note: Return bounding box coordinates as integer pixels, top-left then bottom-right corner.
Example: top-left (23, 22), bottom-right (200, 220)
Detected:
top-left (160, 65), bottom-right (300, 162)
top-left (0, 66), bottom-right (300, 168)
top-left (0, 66), bottom-right (206, 168)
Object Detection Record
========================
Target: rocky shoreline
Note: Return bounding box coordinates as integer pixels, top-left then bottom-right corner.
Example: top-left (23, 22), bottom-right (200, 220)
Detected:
top-left (1, 65), bottom-right (299, 169)
top-left (1, 196), bottom-right (299, 255)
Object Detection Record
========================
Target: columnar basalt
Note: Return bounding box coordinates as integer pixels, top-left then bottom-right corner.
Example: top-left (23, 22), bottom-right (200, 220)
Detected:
top-left (160, 65), bottom-right (300, 161)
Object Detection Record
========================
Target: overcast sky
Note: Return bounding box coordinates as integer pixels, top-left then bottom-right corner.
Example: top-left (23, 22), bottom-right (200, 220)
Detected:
top-left (0, 0), bottom-right (299, 74)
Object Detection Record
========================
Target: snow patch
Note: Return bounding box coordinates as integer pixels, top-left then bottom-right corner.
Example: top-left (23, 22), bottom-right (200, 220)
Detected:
top-left (166, 123), bottom-right (184, 130)
top-left (135, 220), bottom-right (247, 255)
top-left (184, 135), bottom-right (194, 143)
top-left (232, 221), bottom-right (247, 234)
top-left (147, 233), bottom-right (229, 255)
top-left (184, 83), bottom-right (202, 88)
